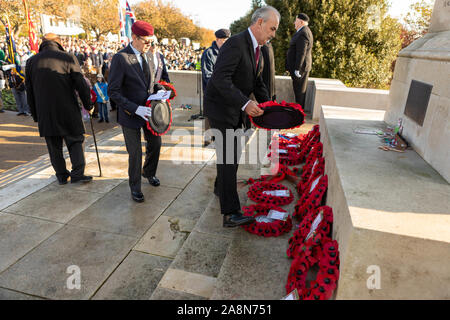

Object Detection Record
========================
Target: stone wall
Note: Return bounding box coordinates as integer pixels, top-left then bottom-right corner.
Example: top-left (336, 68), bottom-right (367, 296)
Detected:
top-left (168, 71), bottom-right (389, 121)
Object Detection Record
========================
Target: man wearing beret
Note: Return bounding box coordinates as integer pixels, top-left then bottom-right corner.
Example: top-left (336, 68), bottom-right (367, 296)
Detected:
top-left (204, 6), bottom-right (279, 227)
top-left (286, 13), bottom-right (313, 108)
top-left (108, 20), bottom-right (165, 203)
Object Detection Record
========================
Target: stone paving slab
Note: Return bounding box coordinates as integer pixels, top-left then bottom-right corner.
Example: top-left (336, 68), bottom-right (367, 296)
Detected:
top-left (163, 164), bottom-right (217, 221)
top-left (0, 287), bottom-right (43, 300)
top-left (210, 233), bottom-right (293, 300)
top-left (133, 215), bottom-right (196, 259)
top-left (170, 231), bottom-right (232, 278)
top-left (0, 212), bottom-right (63, 273)
top-left (67, 182), bottom-right (182, 238)
top-left (157, 268), bottom-right (216, 299)
top-left (0, 225), bottom-right (136, 300)
top-left (92, 251), bottom-right (172, 300)
top-left (156, 161), bottom-right (206, 190)
top-left (2, 184), bottom-right (105, 224)
top-left (150, 287), bottom-right (207, 300)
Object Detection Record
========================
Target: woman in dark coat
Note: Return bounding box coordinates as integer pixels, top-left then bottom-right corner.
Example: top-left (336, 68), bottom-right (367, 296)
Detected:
top-left (25, 33), bottom-right (94, 185)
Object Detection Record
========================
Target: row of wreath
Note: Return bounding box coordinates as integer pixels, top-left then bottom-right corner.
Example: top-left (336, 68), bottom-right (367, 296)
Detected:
top-left (242, 125), bottom-right (340, 300)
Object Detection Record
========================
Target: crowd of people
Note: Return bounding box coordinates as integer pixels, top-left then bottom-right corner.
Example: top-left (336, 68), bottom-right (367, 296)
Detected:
top-left (0, 35), bottom-right (203, 115)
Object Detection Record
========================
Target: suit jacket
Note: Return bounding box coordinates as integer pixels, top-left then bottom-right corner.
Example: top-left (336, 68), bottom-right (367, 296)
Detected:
top-left (204, 29), bottom-right (270, 127)
top-left (154, 52), bottom-right (170, 83)
top-left (25, 40), bottom-right (91, 137)
top-left (285, 26), bottom-right (313, 75)
top-left (107, 44), bottom-right (163, 129)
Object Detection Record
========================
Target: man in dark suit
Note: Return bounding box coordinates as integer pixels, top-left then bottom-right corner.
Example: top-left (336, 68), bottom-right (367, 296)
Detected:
top-left (204, 6), bottom-right (280, 228)
top-left (108, 21), bottom-right (165, 203)
top-left (25, 33), bottom-right (93, 185)
top-left (286, 13), bottom-right (313, 108)
top-left (149, 38), bottom-right (170, 83)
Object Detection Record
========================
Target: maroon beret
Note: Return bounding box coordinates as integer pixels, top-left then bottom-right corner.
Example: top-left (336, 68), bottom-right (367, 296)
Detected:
top-left (131, 20), bottom-right (154, 37)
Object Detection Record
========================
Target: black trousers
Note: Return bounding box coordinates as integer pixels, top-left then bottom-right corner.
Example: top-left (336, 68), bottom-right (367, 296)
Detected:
top-left (209, 119), bottom-right (245, 215)
top-left (45, 134), bottom-right (86, 181)
top-left (291, 71), bottom-right (310, 107)
top-left (122, 125), bottom-right (162, 193)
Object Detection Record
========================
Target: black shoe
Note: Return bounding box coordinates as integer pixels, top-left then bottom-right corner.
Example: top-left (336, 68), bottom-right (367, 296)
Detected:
top-left (98, 119), bottom-right (104, 123)
top-left (17, 112), bottom-right (24, 116)
top-left (105, 119), bottom-right (109, 123)
top-left (58, 177), bottom-right (69, 185)
top-left (71, 175), bottom-right (93, 184)
top-left (223, 212), bottom-right (255, 228)
top-left (131, 191), bottom-right (145, 203)
top-left (147, 176), bottom-right (160, 187)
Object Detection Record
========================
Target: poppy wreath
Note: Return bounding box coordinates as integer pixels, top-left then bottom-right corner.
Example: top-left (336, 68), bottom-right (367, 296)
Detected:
top-left (268, 148), bottom-right (304, 167)
top-left (286, 239), bottom-right (340, 300)
top-left (287, 206), bottom-right (333, 259)
top-left (245, 164), bottom-right (299, 186)
top-left (158, 80), bottom-right (177, 100)
top-left (294, 175), bottom-right (328, 220)
top-left (241, 204), bottom-right (293, 237)
top-left (144, 100), bottom-right (173, 137)
top-left (298, 157), bottom-right (325, 195)
top-left (249, 100), bottom-right (306, 131)
top-left (248, 182), bottom-right (294, 206)
top-left (295, 128), bottom-right (321, 165)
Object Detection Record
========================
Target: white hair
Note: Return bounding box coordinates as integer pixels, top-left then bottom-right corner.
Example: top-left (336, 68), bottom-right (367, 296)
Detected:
top-left (251, 6), bottom-right (281, 25)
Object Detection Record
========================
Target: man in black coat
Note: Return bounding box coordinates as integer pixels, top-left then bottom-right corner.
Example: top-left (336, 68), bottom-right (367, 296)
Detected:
top-left (204, 6), bottom-right (279, 228)
top-left (285, 13), bottom-right (313, 108)
top-left (25, 33), bottom-right (93, 185)
top-left (108, 21), bottom-right (165, 203)
top-left (201, 29), bottom-right (230, 93)
top-left (201, 28), bottom-right (230, 146)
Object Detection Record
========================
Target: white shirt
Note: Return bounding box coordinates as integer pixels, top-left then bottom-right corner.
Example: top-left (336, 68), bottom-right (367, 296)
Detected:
top-left (242, 28), bottom-right (261, 111)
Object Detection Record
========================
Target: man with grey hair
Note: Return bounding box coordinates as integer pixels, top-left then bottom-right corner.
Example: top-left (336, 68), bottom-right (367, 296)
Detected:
top-left (286, 13), bottom-right (313, 108)
top-left (204, 6), bottom-right (279, 228)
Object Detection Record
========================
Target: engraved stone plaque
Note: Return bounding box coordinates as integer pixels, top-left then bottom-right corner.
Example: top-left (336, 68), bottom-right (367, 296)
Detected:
top-left (404, 80), bottom-right (433, 127)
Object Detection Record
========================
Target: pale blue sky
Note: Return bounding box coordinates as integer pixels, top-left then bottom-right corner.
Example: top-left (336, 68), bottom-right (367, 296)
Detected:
top-left (129, 0), bottom-right (435, 31)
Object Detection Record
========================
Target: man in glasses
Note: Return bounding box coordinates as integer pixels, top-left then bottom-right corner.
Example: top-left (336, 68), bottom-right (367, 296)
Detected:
top-left (108, 20), bottom-right (165, 203)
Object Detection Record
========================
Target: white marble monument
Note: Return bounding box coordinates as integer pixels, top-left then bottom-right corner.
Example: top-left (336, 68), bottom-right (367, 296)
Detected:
top-left (385, 0), bottom-right (450, 182)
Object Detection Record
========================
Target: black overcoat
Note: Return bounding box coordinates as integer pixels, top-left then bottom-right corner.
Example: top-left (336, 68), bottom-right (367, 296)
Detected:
top-left (25, 40), bottom-right (92, 137)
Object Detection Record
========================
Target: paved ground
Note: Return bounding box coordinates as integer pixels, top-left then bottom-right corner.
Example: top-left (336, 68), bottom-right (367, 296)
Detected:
top-left (0, 105), bottom-right (316, 300)
top-left (0, 109), bottom-right (119, 174)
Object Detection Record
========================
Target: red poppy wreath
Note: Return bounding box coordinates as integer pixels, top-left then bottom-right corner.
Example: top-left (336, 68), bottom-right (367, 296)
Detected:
top-left (294, 175), bottom-right (328, 220)
top-left (241, 203), bottom-right (293, 237)
top-left (249, 101), bottom-right (306, 131)
top-left (158, 80), bottom-right (177, 100)
top-left (247, 182), bottom-right (294, 206)
top-left (298, 157), bottom-right (325, 195)
top-left (286, 238), bottom-right (340, 300)
top-left (287, 206), bottom-right (333, 259)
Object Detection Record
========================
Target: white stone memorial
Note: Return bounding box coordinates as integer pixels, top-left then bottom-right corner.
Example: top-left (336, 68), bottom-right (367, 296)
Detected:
top-left (385, 0), bottom-right (450, 183)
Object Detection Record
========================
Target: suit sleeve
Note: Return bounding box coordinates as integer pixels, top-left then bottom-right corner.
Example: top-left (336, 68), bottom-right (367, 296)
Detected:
top-left (107, 53), bottom-right (139, 114)
top-left (69, 54), bottom-right (92, 111)
top-left (209, 43), bottom-right (249, 109)
top-left (295, 34), bottom-right (309, 73)
top-left (25, 58), bottom-right (37, 122)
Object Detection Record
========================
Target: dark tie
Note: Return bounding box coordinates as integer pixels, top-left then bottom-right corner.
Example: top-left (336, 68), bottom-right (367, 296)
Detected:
top-left (255, 46), bottom-right (260, 69)
top-left (140, 53), bottom-right (150, 84)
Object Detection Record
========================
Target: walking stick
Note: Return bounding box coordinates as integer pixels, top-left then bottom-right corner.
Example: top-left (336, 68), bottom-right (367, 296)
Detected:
top-left (89, 114), bottom-right (102, 177)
